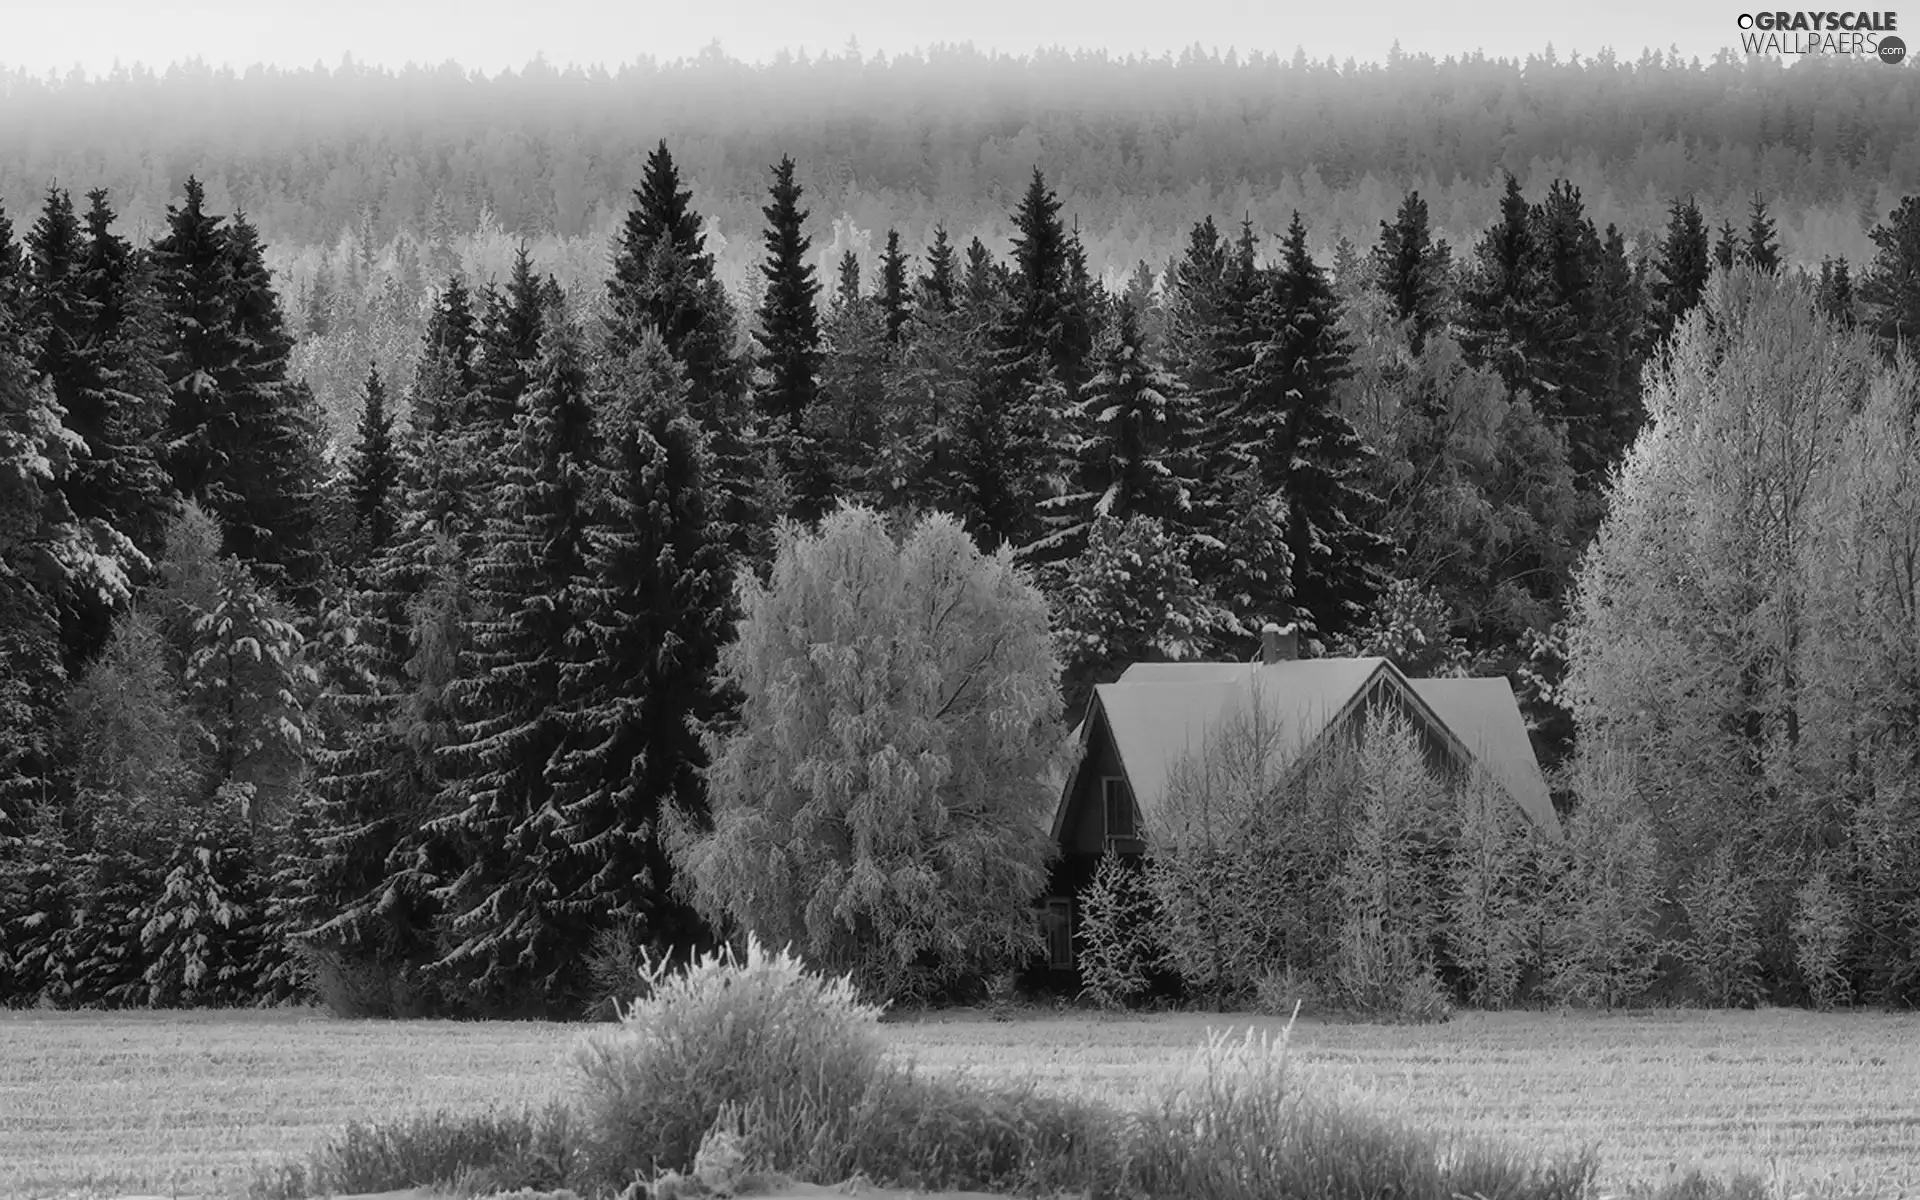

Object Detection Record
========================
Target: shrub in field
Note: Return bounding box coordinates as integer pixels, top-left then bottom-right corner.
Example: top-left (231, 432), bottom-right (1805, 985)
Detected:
top-left (1126, 1026), bottom-right (1596, 1200)
top-left (1075, 848), bottom-right (1158, 1009)
top-left (247, 1102), bottom-right (580, 1200)
top-left (1791, 865), bottom-right (1853, 1009)
top-left (570, 936), bottom-right (889, 1186)
top-left (782, 1067), bottom-right (1124, 1197)
top-left (267, 945), bottom-right (1624, 1200)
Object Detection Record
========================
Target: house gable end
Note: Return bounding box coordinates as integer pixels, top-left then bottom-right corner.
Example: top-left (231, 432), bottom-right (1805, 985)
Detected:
top-left (1051, 697), bottom-right (1142, 855)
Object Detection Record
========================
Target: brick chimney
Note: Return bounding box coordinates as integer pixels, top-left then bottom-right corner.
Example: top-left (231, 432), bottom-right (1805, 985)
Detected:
top-left (1261, 622), bottom-right (1298, 664)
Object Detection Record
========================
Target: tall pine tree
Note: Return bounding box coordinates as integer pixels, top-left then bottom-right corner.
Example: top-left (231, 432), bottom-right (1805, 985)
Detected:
top-left (966, 169), bottom-right (1093, 553)
top-left (1370, 189), bottom-right (1452, 355)
top-left (546, 333), bottom-right (733, 957)
top-left (751, 156), bottom-right (822, 455)
top-left (75, 189), bottom-right (175, 568)
top-left (436, 313), bottom-right (601, 1012)
top-left (1650, 196), bottom-right (1712, 349)
top-left (224, 212), bottom-right (322, 600)
top-left (1237, 213), bottom-right (1388, 642)
top-left (28, 186), bottom-right (148, 662)
top-left (918, 224), bottom-right (958, 313)
top-left (605, 144), bottom-right (757, 563)
top-left (0, 302), bottom-right (74, 833)
top-left (1860, 196), bottom-right (1920, 353)
top-left (1744, 194), bottom-right (1780, 273)
top-left (152, 181), bottom-right (319, 602)
top-left (879, 229), bottom-right (911, 345)
top-left (347, 363), bottom-right (398, 569)
top-left (1053, 298), bottom-right (1196, 560)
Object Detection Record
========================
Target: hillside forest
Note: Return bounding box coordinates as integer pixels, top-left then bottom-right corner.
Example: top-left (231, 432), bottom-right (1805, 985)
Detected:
top-left (4, 48), bottom-right (1920, 1016)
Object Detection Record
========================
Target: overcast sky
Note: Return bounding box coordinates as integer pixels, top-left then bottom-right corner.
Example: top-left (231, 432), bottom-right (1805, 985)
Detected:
top-left (5, 0), bottom-right (1742, 76)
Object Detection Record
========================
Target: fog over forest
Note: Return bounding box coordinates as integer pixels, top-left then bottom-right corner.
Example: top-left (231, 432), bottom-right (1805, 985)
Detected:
top-left (6, 43), bottom-right (1911, 439)
top-left (2, 43), bottom-right (1912, 282)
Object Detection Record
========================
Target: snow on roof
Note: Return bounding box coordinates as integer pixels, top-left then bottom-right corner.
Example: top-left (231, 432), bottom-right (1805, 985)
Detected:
top-left (1406, 676), bottom-right (1559, 833)
top-left (1071, 657), bottom-right (1561, 838)
top-left (1095, 657), bottom-right (1387, 828)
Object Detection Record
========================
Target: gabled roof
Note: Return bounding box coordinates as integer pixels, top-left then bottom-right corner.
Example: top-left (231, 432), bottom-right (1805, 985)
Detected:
top-left (1099, 658), bottom-right (1385, 829)
top-left (1407, 677), bottom-right (1558, 832)
top-left (1056, 656), bottom-right (1560, 840)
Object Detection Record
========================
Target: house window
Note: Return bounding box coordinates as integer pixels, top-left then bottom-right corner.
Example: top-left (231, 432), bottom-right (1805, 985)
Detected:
top-left (1103, 777), bottom-right (1135, 840)
top-left (1043, 898), bottom-right (1073, 969)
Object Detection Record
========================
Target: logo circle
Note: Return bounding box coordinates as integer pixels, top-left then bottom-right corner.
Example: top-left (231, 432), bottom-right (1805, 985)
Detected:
top-left (1881, 35), bottom-right (1908, 63)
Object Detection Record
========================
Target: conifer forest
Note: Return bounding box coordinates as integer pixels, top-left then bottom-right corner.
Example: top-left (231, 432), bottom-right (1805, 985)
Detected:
top-left (6, 47), bottom-right (1920, 1018)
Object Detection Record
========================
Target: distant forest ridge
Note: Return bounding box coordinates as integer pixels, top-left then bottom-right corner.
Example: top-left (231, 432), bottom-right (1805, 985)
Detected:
top-left (3, 44), bottom-right (1915, 292)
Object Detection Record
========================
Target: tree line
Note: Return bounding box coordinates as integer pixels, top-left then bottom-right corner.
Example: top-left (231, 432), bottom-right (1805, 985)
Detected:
top-left (4, 138), bottom-right (1920, 1013)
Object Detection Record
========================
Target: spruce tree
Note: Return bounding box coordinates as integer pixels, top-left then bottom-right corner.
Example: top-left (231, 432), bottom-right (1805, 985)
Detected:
top-left (298, 292), bottom-right (488, 1009)
top-left (1005, 167), bottom-right (1096, 392)
top-left (605, 147), bottom-right (756, 564)
top-left (76, 189), bottom-right (175, 566)
top-left (307, 259), bottom-right (335, 338)
top-left (1527, 180), bottom-right (1617, 477)
top-left (884, 260), bottom-right (978, 518)
top-left (812, 269), bottom-right (889, 516)
top-left (473, 245), bottom-right (549, 444)
top-left (0, 304), bottom-right (72, 834)
top-left (1370, 189), bottom-right (1452, 354)
top-left (437, 315), bottom-right (602, 1011)
top-left (967, 169), bottom-right (1092, 553)
top-left (1237, 213), bottom-right (1388, 641)
top-left (1860, 197), bottom-right (1920, 352)
top-left (1164, 216), bottom-right (1233, 427)
top-left (835, 250), bottom-right (861, 306)
top-left (152, 176), bottom-right (234, 505)
top-left (1714, 218), bottom-right (1741, 271)
top-left (1055, 298), bottom-right (1195, 559)
top-left (1590, 224), bottom-right (1649, 475)
top-left (1650, 196), bottom-right (1712, 347)
top-left (347, 364), bottom-right (399, 568)
top-left (879, 228), bottom-right (911, 345)
top-left (1459, 173), bottom-right (1538, 395)
top-left (224, 212), bottom-right (322, 600)
top-left (181, 553), bottom-right (314, 816)
top-left (627, 141), bottom-right (704, 264)
top-left (546, 333), bottom-right (731, 955)
top-left (28, 186), bottom-right (149, 662)
top-left (25, 187), bottom-right (87, 427)
top-left (1744, 194), bottom-right (1780, 273)
top-left (1817, 257), bottom-right (1857, 327)
top-left (962, 237), bottom-right (999, 312)
top-left (1164, 215), bottom-right (1262, 568)
top-left (0, 204), bottom-right (23, 319)
top-left (152, 181), bottom-right (319, 601)
top-left (918, 224), bottom-right (957, 313)
top-left (1329, 232), bottom-right (1366, 301)
top-left (751, 156), bottom-right (822, 443)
